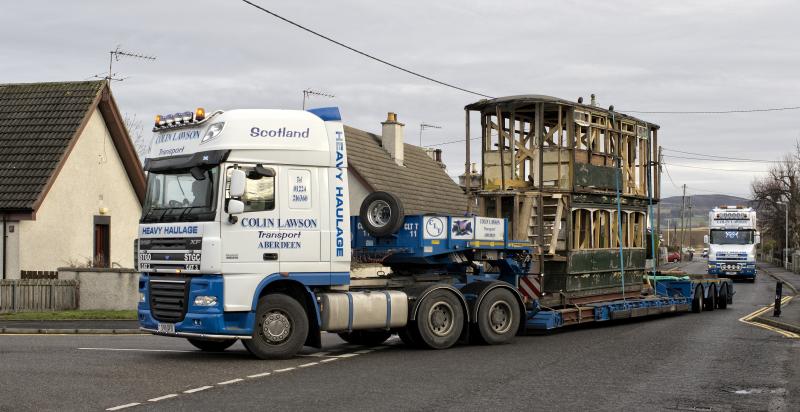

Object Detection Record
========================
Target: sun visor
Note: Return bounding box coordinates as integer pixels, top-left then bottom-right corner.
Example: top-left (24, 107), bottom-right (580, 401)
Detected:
top-left (144, 150), bottom-right (230, 172)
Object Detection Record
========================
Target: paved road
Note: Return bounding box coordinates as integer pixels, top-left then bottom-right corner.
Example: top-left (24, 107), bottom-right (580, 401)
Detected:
top-left (1, 260), bottom-right (797, 411)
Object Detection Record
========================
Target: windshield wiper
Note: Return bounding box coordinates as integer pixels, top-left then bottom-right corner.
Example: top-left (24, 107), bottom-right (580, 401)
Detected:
top-left (142, 207), bottom-right (168, 222)
top-left (178, 206), bottom-right (204, 221)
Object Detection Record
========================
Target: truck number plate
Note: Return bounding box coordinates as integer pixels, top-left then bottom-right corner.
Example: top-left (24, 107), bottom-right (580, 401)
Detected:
top-left (726, 272), bottom-right (736, 275)
top-left (157, 323), bottom-right (176, 334)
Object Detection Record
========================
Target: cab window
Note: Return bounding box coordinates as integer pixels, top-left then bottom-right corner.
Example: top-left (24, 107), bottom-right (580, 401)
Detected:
top-left (226, 166), bottom-right (275, 212)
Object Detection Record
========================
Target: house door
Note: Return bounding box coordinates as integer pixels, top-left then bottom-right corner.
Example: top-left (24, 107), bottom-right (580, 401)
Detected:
top-left (94, 216), bottom-right (110, 267)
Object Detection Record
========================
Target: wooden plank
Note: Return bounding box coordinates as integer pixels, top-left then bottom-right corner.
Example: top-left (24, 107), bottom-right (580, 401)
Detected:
top-left (548, 197), bottom-right (564, 255)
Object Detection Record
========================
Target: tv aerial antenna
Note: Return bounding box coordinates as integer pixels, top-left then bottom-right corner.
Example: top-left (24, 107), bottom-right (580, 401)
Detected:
top-left (91, 45), bottom-right (156, 82)
top-left (302, 89), bottom-right (335, 109)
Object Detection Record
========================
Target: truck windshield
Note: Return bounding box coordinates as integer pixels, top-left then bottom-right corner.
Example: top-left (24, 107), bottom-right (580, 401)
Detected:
top-left (710, 229), bottom-right (754, 245)
top-left (141, 167), bottom-right (219, 223)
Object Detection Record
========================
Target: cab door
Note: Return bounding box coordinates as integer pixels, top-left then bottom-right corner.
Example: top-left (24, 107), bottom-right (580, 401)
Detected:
top-left (278, 167), bottom-right (323, 274)
top-left (220, 163), bottom-right (280, 311)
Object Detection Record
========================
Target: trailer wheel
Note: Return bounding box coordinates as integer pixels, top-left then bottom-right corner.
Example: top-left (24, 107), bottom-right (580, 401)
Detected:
top-left (474, 288), bottom-right (520, 345)
top-left (414, 289), bottom-right (464, 349)
top-left (704, 285), bottom-right (716, 311)
top-left (359, 191), bottom-right (405, 237)
top-left (187, 338), bottom-right (236, 352)
top-left (691, 285), bottom-right (704, 313)
top-left (243, 293), bottom-right (308, 359)
top-left (717, 285), bottom-right (728, 309)
top-left (337, 330), bottom-right (392, 346)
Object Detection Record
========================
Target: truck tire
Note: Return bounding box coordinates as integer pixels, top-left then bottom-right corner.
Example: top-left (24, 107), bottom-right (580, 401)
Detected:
top-left (717, 285), bottom-right (728, 309)
top-left (187, 338), bottom-right (236, 352)
top-left (359, 191), bottom-right (405, 237)
top-left (413, 289), bottom-right (464, 349)
top-left (691, 285), bottom-right (704, 313)
top-left (337, 330), bottom-right (392, 346)
top-left (398, 326), bottom-right (422, 348)
top-left (243, 293), bottom-right (308, 360)
top-left (474, 288), bottom-right (520, 345)
top-left (704, 285), bottom-right (716, 311)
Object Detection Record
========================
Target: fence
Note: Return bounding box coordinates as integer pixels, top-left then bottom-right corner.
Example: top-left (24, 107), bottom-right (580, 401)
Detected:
top-left (0, 279), bottom-right (78, 313)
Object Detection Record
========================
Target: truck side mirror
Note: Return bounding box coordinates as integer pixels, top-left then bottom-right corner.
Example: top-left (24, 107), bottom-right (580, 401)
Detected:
top-left (229, 169), bottom-right (246, 197)
top-left (227, 199), bottom-right (244, 215)
top-left (755, 234), bottom-right (760, 245)
top-left (703, 235), bottom-right (709, 244)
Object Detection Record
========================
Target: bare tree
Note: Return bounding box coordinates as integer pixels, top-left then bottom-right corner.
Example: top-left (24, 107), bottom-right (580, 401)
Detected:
top-left (751, 144), bottom-right (800, 258)
top-left (123, 113), bottom-right (150, 161)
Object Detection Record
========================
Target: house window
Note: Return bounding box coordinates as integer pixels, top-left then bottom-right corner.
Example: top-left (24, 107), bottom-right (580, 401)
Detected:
top-left (94, 215), bottom-right (111, 268)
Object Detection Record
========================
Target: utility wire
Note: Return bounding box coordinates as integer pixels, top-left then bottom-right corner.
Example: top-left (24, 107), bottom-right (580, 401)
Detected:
top-left (424, 137), bottom-right (481, 147)
top-left (663, 148), bottom-right (777, 162)
top-left (241, 0), bottom-right (494, 99)
top-left (663, 162), bottom-right (769, 173)
top-left (623, 106), bottom-right (800, 114)
top-left (664, 154), bottom-right (780, 164)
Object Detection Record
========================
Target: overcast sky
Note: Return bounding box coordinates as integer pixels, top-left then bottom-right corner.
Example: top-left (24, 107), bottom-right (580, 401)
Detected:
top-left (3, 0), bottom-right (798, 199)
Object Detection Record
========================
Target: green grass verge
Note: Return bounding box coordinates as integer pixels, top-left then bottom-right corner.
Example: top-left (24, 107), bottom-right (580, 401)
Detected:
top-left (0, 310), bottom-right (137, 320)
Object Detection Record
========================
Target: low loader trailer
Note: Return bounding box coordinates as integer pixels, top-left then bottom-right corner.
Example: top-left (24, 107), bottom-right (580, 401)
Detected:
top-left (136, 105), bottom-right (733, 359)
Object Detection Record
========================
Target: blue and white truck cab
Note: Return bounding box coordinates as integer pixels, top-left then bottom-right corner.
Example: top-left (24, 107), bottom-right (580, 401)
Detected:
top-left (136, 106), bottom-right (536, 359)
top-left (704, 206), bottom-right (759, 280)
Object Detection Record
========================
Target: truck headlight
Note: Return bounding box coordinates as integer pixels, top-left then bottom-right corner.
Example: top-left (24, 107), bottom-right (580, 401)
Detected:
top-left (139, 292), bottom-right (146, 303)
top-left (194, 295), bottom-right (218, 306)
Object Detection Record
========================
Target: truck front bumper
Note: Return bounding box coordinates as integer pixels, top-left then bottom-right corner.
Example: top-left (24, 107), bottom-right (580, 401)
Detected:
top-left (137, 274), bottom-right (255, 338)
top-left (707, 261), bottom-right (756, 277)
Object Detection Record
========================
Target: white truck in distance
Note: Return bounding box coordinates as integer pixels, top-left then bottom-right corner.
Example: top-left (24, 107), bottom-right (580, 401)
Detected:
top-left (705, 206), bottom-right (759, 280)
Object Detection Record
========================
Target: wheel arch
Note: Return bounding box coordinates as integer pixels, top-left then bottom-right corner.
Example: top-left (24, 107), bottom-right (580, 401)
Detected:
top-left (460, 281), bottom-right (526, 335)
top-left (254, 277), bottom-right (322, 348)
top-left (406, 284), bottom-right (470, 323)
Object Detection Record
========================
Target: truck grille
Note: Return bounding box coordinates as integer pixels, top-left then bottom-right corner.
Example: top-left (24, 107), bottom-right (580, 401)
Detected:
top-left (138, 237), bottom-right (202, 274)
top-left (149, 277), bottom-right (190, 323)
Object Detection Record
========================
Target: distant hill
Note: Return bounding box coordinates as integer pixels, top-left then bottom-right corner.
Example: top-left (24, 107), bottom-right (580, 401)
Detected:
top-left (659, 194), bottom-right (752, 228)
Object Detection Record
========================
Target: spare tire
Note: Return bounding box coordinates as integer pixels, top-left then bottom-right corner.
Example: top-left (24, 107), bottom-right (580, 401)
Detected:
top-left (359, 191), bottom-right (405, 237)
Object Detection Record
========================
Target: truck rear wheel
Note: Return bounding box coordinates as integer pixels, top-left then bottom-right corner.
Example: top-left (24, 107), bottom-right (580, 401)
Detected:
top-left (187, 338), bottom-right (237, 352)
top-left (704, 285), bottom-right (716, 311)
top-left (243, 293), bottom-right (308, 360)
top-left (359, 191), bottom-right (405, 237)
top-left (337, 330), bottom-right (392, 346)
top-left (414, 289), bottom-right (464, 349)
top-left (691, 285), bottom-right (704, 313)
top-left (717, 285), bottom-right (728, 309)
top-left (475, 288), bottom-right (520, 345)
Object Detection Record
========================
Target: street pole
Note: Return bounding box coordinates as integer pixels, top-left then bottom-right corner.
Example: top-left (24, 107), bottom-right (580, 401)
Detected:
top-left (680, 184), bottom-right (686, 257)
top-left (688, 197), bottom-right (692, 254)
top-left (785, 203), bottom-right (789, 270)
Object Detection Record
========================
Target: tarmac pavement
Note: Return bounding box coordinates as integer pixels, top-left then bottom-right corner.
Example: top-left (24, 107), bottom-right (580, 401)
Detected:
top-left (755, 262), bottom-right (800, 334)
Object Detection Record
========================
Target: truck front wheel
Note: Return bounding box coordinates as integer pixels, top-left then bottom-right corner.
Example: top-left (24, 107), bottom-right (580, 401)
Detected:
top-left (414, 289), bottom-right (464, 349)
top-left (243, 293), bottom-right (309, 359)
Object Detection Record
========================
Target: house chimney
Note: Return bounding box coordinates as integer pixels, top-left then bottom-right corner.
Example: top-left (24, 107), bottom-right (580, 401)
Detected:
top-left (381, 112), bottom-right (405, 166)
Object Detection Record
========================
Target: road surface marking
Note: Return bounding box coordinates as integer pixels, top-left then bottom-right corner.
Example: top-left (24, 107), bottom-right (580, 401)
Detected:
top-left (247, 372), bottom-right (272, 378)
top-left (106, 403), bottom-right (141, 410)
top-left (335, 353), bottom-right (359, 358)
top-left (274, 367), bottom-right (295, 372)
top-left (320, 357), bottom-right (339, 363)
top-left (183, 386), bottom-right (213, 394)
top-left (148, 394), bottom-right (178, 402)
top-left (78, 347), bottom-right (195, 353)
top-left (217, 378), bottom-right (244, 385)
top-left (354, 349), bottom-right (374, 354)
top-left (738, 296), bottom-right (799, 338)
top-left (306, 351), bottom-right (330, 357)
top-left (299, 362), bottom-right (318, 368)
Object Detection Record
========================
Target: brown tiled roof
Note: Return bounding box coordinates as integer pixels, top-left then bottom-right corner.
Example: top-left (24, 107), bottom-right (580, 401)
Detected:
top-left (344, 125), bottom-right (468, 216)
top-left (0, 80), bottom-right (146, 213)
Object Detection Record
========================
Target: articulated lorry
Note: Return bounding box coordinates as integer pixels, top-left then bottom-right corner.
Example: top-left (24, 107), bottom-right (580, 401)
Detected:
top-left (137, 100), bottom-right (733, 359)
top-left (705, 206), bottom-right (759, 280)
